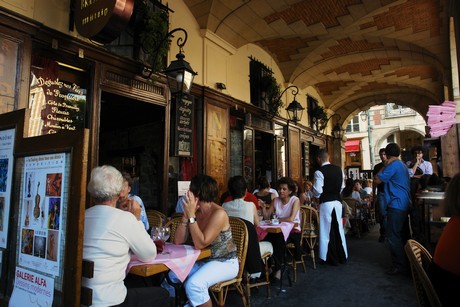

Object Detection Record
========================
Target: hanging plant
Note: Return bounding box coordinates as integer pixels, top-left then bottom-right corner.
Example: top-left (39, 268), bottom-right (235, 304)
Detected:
top-left (135, 0), bottom-right (171, 72)
top-left (311, 105), bottom-right (328, 130)
top-left (260, 75), bottom-right (283, 118)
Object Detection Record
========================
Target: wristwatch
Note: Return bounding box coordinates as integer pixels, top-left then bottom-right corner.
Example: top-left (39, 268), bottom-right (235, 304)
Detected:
top-left (188, 217), bottom-right (196, 224)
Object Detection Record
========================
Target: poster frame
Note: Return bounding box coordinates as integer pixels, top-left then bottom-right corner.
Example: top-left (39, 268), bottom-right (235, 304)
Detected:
top-left (0, 109), bottom-right (89, 307)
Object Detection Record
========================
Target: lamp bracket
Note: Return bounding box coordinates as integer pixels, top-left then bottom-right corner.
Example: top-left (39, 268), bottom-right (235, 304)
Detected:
top-left (141, 27), bottom-right (189, 79)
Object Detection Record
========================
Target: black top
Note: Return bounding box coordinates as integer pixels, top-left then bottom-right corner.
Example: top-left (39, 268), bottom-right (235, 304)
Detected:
top-left (255, 192), bottom-right (273, 205)
top-left (373, 162), bottom-right (385, 193)
top-left (319, 164), bottom-right (343, 203)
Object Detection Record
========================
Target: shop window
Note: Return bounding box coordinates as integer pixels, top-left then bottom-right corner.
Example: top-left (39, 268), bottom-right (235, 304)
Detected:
top-left (28, 54), bottom-right (89, 137)
top-left (0, 36), bottom-right (20, 114)
top-left (346, 115), bottom-right (359, 133)
top-left (249, 57), bottom-right (274, 110)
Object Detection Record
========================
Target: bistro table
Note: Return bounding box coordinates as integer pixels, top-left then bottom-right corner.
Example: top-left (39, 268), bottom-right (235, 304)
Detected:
top-left (128, 243), bottom-right (211, 307)
top-left (258, 221), bottom-right (295, 294)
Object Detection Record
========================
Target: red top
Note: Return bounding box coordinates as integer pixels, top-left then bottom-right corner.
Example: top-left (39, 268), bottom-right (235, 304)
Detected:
top-left (433, 215), bottom-right (460, 276)
top-left (223, 191), bottom-right (258, 209)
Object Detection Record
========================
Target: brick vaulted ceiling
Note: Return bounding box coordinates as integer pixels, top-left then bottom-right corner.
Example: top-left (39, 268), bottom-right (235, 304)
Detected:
top-left (183, 0), bottom-right (452, 121)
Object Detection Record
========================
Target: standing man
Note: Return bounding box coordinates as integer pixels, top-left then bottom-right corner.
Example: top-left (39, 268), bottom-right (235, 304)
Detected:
top-left (373, 148), bottom-right (387, 242)
top-left (312, 149), bottom-right (348, 265)
top-left (374, 143), bottom-right (411, 275)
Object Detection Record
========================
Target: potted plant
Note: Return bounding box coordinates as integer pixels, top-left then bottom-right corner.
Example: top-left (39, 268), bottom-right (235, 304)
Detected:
top-left (260, 75), bottom-right (283, 118)
top-left (311, 105), bottom-right (328, 130)
top-left (133, 0), bottom-right (170, 72)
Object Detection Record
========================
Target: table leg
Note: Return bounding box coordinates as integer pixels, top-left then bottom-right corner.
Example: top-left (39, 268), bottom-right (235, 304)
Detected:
top-left (165, 273), bottom-right (184, 307)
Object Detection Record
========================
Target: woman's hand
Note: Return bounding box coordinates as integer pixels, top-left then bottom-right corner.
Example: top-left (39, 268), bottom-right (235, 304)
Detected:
top-left (119, 197), bottom-right (141, 220)
top-left (183, 190), bottom-right (199, 218)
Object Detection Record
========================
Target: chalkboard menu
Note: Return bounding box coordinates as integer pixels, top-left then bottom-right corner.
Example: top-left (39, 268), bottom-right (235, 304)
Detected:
top-left (172, 96), bottom-right (194, 157)
top-left (230, 129), bottom-right (243, 177)
top-left (303, 142), bottom-right (310, 178)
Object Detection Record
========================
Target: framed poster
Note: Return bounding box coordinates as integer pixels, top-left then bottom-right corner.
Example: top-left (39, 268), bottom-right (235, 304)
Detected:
top-left (0, 128), bottom-right (15, 248)
top-left (347, 167), bottom-right (360, 180)
top-left (17, 153), bottom-right (67, 276)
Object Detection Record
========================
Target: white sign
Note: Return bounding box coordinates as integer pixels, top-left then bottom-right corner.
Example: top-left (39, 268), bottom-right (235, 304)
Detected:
top-left (19, 153), bottom-right (66, 276)
top-left (9, 267), bottom-right (54, 307)
top-left (0, 128), bottom-right (15, 248)
top-left (177, 181), bottom-right (190, 197)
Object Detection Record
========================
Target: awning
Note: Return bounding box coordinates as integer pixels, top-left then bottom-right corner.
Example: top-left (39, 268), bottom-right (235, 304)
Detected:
top-left (345, 140), bottom-right (360, 152)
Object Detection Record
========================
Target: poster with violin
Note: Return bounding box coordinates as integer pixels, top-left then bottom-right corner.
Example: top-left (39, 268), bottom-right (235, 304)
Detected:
top-left (18, 153), bottom-right (66, 276)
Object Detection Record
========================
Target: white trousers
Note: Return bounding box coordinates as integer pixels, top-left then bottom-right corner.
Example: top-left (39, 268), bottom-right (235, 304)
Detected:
top-left (319, 200), bottom-right (348, 261)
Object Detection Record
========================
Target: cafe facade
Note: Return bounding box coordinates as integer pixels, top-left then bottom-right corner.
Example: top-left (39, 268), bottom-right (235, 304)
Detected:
top-left (0, 0), bottom-right (458, 305)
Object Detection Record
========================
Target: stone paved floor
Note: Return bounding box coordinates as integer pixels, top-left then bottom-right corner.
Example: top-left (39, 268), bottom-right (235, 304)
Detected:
top-left (225, 225), bottom-right (418, 307)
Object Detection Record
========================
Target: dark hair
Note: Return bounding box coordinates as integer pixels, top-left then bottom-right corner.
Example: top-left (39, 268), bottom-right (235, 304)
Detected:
top-left (316, 148), bottom-right (329, 161)
top-left (257, 176), bottom-right (270, 189)
top-left (379, 148), bottom-right (386, 154)
top-left (276, 177), bottom-right (296, 195)
top-left (228, 176), bottom-right (247, 199)
top-left (189, 174), bottom-right (219, 202)
top-left (411, 145), bottom-right (423, 154)
top-left (121, 171), bottom-right (133, 187)
top-left (342, 178), bottom-right (354, 197)
top-left (444, 173), bottom-right (460, 216)
top-left (385, 143), bottom-right (401, 158)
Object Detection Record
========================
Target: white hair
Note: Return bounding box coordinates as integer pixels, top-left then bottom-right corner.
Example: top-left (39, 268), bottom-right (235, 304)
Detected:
top-left (87, 165), bottom-right (123, 203)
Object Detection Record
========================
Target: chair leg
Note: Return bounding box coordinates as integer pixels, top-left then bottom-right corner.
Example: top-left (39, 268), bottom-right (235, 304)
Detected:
top-left (265, 258), bottom-right (271, 299)
top-left (311, 248), bottom-right (316, 269)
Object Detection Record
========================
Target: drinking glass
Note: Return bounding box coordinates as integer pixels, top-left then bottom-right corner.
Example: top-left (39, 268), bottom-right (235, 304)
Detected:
top-left (150, 227), bottom-right (160, 241)
top-left (160, 227), bottom-right (170, 243)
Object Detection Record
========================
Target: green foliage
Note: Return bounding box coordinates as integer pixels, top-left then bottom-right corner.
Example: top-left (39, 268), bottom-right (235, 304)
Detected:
top-left (260, 75), bottom-right (283, 117)
top-left (136, 0), bottom-right (170, 72)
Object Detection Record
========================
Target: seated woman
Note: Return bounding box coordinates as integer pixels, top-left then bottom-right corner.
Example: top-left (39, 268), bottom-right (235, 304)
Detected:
top-left (162, 174), bottom-right (238, 307)
top-left (83, 165), bottom-right (169, 307)
top-left (299, 180), bottom-right (316, 207)
top-left (428, 173), bottom-right (460, 306)
top-left (262, 177), bottom-right (301, 280)
top-left (254, 176), bottom-right (276, 220)
top-left (222, 176), bottom-right (273, 279)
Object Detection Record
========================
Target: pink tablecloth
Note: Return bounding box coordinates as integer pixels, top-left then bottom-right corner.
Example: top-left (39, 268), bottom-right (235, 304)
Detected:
top-left (127, 243), bottom-right (200, 282)
top-left (257, 222), bottom-right (295, 241)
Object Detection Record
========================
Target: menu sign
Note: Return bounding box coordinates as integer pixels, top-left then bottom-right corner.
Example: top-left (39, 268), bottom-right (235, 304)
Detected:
top-left (172, 96), bottom-right (194, 157)
top-left (29, 73), bottom-right (86, 137)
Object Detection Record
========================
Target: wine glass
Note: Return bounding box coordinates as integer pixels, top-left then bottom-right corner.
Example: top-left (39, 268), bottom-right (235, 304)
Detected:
top-left (160, 226), bottom-right (170, 243)
top-left (150, 227), bottom-right (160, 241)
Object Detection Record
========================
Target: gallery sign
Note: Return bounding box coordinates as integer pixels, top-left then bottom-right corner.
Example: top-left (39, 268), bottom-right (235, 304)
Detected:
top-left (74, 0), bottom-right (134, 43)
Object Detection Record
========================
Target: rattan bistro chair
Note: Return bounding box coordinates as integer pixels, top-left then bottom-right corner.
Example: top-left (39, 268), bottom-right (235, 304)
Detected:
top-left (164, 217), bottom-right (182, 243)
top-left (302, 205), bottom-right (319, 269)
top-left (404, 239), bottom-right (441, 307)
top-left (287, 206), bottom-right (308, 282)
top-left (147, 209), bottom-right (166, 228)
top-left (210, 217), bottom-right (249, 307)
top-left (342, 198), bottom-right (363, 238)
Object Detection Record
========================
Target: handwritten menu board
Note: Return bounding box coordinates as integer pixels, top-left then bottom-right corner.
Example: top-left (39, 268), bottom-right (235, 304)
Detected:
top-left (172, 96), bottom-right (194, 157)
top-left (28, 58), bottom-right (86, 137)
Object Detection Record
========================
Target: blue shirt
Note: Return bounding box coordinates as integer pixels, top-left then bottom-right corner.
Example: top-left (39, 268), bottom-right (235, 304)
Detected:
top-left (130, 194), bottom-right (149, 231)
top-left (377, 159), bottom-right (411, 211)
top-left (175, 195), bottom-right (186, 213)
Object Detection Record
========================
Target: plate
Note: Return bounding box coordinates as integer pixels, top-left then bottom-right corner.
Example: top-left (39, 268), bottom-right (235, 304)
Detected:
top-left (260, 220), bottom-right (272, 226)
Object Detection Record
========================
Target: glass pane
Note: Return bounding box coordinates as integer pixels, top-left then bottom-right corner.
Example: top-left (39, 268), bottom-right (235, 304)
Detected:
top-left (28, 55), bottom-right (87, 137)
top-left (0, 37), bottom-right (19, 114)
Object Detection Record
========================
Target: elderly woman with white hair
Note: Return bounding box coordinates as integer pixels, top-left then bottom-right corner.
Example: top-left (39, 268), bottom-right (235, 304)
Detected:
top-left (83, 165), bottom-right (169, 307)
